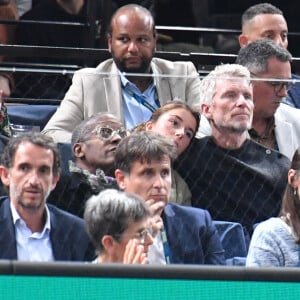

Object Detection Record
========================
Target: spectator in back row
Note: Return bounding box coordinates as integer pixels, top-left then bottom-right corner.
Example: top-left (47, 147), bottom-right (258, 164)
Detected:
top-left (176, 64), bottom-right (290, 235)
top-left (239, 2), bottom-right (300, 109)
top-left (114, 131), bottom-right (225, 265)
top-left (247, 147), bottom-right (300, 267)
top-left (0, 133), bottom-right (95, 261)
top-left (133, 100), bottom-right (200, 206)
top-left (9, 0), bottom-right (101, 100)
top-left (84, 189), bottom-right (153, 264)
top-left (42, 4), bottom-right (201, 143)
top-left (47, 112), bottom-right (123, 217)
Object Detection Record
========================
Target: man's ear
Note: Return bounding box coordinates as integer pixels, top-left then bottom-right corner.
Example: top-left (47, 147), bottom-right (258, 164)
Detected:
top-left (50, 174), bottom-right (60, 192)
top-left (238, 34), bottom-right (249, 47)
top-left (115, 169), bottom-right (126, 190)
top-left (0, 165), bottom-right (10, 187)
top-left (107, 33), bottom-right (112, 53)
top-left (201, 103), bottom-right (212, 120)
top-left (73, 143), bottom-right (84, 158)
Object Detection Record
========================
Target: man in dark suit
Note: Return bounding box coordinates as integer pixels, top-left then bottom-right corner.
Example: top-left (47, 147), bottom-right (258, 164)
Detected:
top-left (114, 131), bottom-right (225, 265)
top-left (0, 132), bottom-right (95, 261)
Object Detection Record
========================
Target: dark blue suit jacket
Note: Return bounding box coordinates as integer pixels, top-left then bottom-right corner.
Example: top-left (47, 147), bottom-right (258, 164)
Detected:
top-left (0, 197), bottom-right (95, 261)
top-left (163, 203), bottom-right (225, 265)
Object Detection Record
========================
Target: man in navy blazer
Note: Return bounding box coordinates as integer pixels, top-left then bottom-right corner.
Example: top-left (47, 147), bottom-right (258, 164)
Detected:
top-left (0, 133), bottom-right (95, 261)
top-left (114, 131), bottom-right (225, 265)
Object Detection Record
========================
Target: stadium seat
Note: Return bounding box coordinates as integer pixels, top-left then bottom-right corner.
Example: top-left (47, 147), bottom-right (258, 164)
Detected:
top-left (7, 104), bottom-right (58, 131)
top-left (213, 220), bottom-right (249, 266)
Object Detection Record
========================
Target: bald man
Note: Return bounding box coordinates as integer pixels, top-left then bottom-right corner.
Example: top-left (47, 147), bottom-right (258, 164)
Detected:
top-left (42, 4), bottom-right (201, 143)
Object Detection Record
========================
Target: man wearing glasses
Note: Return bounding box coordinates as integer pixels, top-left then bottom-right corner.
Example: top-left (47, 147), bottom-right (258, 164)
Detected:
top-left (47, 112), bottom-right (126, 217)
top-left (236, 38), bottom-right (300, 160)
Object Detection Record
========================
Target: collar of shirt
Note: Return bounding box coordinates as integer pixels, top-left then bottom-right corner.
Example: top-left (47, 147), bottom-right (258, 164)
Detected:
top-left (119, 72), bottom-right (157, 130)
top-left (10, 201), bottom-right (51, 237)
top-left (148, 231), bottom-right (166, 265)
top-left (119, 71), bottom-right (157, 88)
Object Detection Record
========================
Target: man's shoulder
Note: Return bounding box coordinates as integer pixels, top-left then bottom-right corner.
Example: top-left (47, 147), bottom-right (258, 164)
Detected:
top-left (75, 59), bottom-right (115, 75)
top-left (47, 204), bottom-right (84, 226)
top-left (165, 203), bottom-right (209, 219)
top-left (276, 103), bottom-right (300, 121)
top-left (152, 57), bottom-right (196, 73)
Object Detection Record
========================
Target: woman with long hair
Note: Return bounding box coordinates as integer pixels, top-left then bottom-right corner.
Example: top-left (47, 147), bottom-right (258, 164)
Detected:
top-left (246, 147), bottom-right (300, 267)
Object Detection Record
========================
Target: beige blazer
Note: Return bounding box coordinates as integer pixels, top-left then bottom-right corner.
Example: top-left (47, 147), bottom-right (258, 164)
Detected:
top-left (42, 58), bottom-right (201, 143)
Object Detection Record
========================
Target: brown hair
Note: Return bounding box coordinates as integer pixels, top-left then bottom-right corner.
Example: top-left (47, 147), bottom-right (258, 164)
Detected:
top-left (132, 100), bottom-right (200, 137)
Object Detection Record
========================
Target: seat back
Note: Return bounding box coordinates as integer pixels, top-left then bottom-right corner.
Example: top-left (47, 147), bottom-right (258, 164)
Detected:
top-left (7, 104), bottom-right (58, 131)
top-left (213, 220), bottom-right (249, 264)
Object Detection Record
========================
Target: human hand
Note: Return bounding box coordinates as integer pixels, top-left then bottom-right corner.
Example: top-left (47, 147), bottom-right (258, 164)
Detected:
top-left (151, 214), bottom-right (164, 237)
top-left (145, 198), bottom-right (165, 217)
top-left (123, 239), bottom-right (148, 264)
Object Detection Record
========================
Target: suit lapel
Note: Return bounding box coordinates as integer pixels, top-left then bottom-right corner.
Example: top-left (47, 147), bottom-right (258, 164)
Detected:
top-left (49, 207), bottom-right (70, 260)
top-left (275, 114), bottom-right (294, 159)
top-left (103, 63), bottom-right (124, 124)
top-left (151, 61), bottom-right (173, 104)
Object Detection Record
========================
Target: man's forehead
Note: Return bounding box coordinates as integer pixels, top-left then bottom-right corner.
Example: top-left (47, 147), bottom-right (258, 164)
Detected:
top-left (13, 142), bottom-right (53, 165)
top-left (135, 156), bottom-right (171, 167)
top-left (246, 14), bottom-right (287, 31)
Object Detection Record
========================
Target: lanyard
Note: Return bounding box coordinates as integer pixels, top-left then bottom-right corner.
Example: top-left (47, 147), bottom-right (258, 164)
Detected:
top-left (123, 85), bottom-right (160, 113)
top-left (160, 229), bottom-right (172, 264)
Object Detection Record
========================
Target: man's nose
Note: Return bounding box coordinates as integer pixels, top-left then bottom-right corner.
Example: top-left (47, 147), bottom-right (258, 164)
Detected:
top-left (153, 175), bottom-right (165, 187)
top-left (128, 41), bottom-right (138, 52)
top-left (28, 170), bottom-right (40, 185)
top-left (274, 36), bottom-right (285, 48)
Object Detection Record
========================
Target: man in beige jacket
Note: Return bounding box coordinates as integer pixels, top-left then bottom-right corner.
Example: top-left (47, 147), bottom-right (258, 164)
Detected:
top-left (42, 4), bottom-right (201, 143)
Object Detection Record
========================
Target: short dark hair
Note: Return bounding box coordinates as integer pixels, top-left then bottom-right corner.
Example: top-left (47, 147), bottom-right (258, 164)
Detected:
top-left (236, 39), bottom-right (292, 74)
top-left (1, 132), bottom-right (61, 176)
top-left (241, 3), bottom-right (283, 28)
top-left (115, 131), bottom-right (177, 173)
top-left (84, 189), bottom-right (150, 253)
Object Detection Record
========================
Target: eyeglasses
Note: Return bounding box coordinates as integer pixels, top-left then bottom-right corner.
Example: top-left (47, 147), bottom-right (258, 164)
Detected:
top-left (250, 72), bottom-right (294, 95)
top-left (92, 125), bottom-right (127, 140)
top-left (136, 227), bottom-right (154, 245)
top-left (114, 227), bottom-right (154, 245)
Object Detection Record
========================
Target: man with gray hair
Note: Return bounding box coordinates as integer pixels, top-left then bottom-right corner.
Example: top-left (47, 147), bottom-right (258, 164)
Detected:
top-left (114, 130), bottom-right (225, 265)
top-left (236, 39), bottom-right (300, 160)
top-left (84, 189), bottom-right (153, 264)
top-left (176, 63), bottom-right (290, 234)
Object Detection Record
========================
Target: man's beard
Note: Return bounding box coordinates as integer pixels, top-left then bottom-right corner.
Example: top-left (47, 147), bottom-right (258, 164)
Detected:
top-left (11, 181), bottom-right (50, 212)
top-left (212, 119), bottom-right (250, 134)
top-left (111, 53), bottom-right (152, 74)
